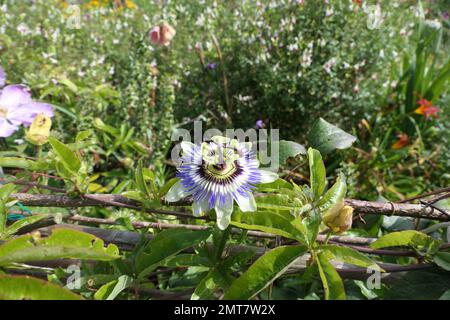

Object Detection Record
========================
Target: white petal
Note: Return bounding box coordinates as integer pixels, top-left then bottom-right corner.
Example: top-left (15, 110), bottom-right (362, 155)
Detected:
top-left (180, 141), bottom-right (195, 153)
top-left (234, 192), bottom-right (256, 212)
top-left (259, 169), bottom-right (278, 184)
top-left (192, 197), bottom-right (210, 217)
top-left (0, 118), bottom-right (18, 137)
top-left (164, 181), bottom-right (190, 202)
top-left (215, 197), bottom-right (234, 230)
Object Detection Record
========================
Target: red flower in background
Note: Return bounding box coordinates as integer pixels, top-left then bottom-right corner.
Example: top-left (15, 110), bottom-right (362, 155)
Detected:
top-left (391, 133), bottom-right (409, 150)
top-left (149, 23), bottom-right (176, 47)
top-left (415, 98), bottom-right (439, 119)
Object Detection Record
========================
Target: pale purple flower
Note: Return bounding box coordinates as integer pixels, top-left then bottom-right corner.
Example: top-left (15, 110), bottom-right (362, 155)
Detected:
top-left (206, 62), bottom-right (217, 70)
top-left (0, 67), bottom-right (5, 87)
top-left (0, 85), bottom-right (54, 137)
top-left (255, 119), bottom-right (264, 129)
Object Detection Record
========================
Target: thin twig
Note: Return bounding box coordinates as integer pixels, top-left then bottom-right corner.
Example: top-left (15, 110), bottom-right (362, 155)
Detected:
top-left (0, 178), bottom-right (66, 193)
top-left (66, 215), bottom-right (399, 251)
top-left (327, 241), bottom-right (416, 257)
top-left (10, 193), bottom-right (450, 221)
top-left (398, 187), bottom-right (450, 203)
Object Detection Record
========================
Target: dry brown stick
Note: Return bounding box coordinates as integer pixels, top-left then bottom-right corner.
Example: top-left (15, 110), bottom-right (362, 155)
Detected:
top-left (11, 193), bottom-right (208, 221)
top-left (67, 214), bottom-right (272, 238)
top-left (20, 224), bottom-right (437, 276)
top-left (66, 214), bottom-right (379, 246)
top-left (326, 241), bottom-right (416, 257)
top-left (398, 187), bottom-right (450, 203)
top-left (344, 199), bottom-right (449, 221)
top-left (62, 217), bottom-right (424, 256)
top-left (286, 257), bottom-right (435, 278)
top-left (11, 193), bottom-right (450, 221)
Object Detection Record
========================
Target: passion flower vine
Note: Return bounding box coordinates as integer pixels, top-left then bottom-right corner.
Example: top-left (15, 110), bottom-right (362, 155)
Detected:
top-left (165, 136), bottom-right (278, 230)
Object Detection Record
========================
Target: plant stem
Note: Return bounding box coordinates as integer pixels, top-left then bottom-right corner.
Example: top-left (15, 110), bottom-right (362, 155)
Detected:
top-left (323, 232), bottom-right (332, 245)
top-left (215, 227), bottom-right (231, 262)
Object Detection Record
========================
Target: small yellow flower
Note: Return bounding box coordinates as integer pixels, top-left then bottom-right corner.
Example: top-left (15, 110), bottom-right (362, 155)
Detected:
top-left (124, 0), bottom-right (137, 9)
top-left (26, 113), bottom-right (52, 146)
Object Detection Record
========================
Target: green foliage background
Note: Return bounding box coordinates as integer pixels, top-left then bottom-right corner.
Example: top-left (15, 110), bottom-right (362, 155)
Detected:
top-left (0, 0), bottom-right (449, 301)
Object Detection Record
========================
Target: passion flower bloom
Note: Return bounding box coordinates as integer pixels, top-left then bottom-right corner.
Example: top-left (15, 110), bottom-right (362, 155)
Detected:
top-left (165, 136), bottom-right (278, 230)
top-left (415, 98), bottom-right (439, 119)
top-left (0, 85), bottom-right (54, 137)
top-left (149, 22), bottom-right (176, 46)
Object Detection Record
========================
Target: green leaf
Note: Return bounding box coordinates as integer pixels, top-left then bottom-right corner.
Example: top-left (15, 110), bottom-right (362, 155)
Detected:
top-left (308, 148), bottom-right (326, 201)
top-left (276, 140), bottom-right (306, 165)
top-left (76, 274), bottom-right (118, 289)
top-left (320, 244), bottom-right (380, 270)
top-left (0, 200), bottom-right (5, 234)
top-left (223, 245), bottom-right (308, 300)
top-left (256, 178), bottom-right (293, 192)
top-left (163, 254), bottom-right (211, 268)
top-left (59, 77), bottom-right (78, 93)
top-left (49, 137), bottom-right (81, 173)
top-left (301, 209), bottom-right (321, 247)
top-left (0, 228), bottom-right (120, 266)
top-left (0, 275), bottom-right (83, 300)
top-left (94, 280), bottom-right (118, 300)
top-left (159, 177), bottom-right (179, 198)
top-left (231, 210), bottom-right (306, 242)
top-left (434, 252), bottom-right (450, 271)
top-left (316, 251), bottom-right (346, 300)
top-left (255, 194), bottom-right (303, 210)
top-left (309, 118), bottom-right (356, 155)
top-left (317, 173), bottom-right (346, 212)
top-left (3, 214), bottom-right (49, 239)
top-left (440, 289), bottom-right (450, 300)
top-left (75, 130), bottom-right (93, 143)
top-left (136, 228), bottom-right (211, 277)
top-left (98, 275), bottom-right (134, 300)
top-left (135, 159), bottom-right (150, 197)
top-left (385, 270), bottom-right (450, 299)
top-left (192, 269), bottom-right (228, 300)
top-left (370, 230), bottom-right (441, 254)
top-left (0, 183), bottom-right (16, 200)
top-left (0, 157), bottom-right (48, 171)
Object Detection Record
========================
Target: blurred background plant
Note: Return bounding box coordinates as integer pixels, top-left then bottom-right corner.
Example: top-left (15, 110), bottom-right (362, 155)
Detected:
top-left (1, 0), bottom-right (448, 201)
top-left (341, 13), bottom-right (450, 202)
top-left (0, 0), bottom-right (448, 200)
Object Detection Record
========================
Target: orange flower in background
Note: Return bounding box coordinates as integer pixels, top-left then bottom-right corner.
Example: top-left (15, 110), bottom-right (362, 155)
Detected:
top-left (352, 0), bottom-right (362, 6)
top-left (391, 133), bottom-right (409, 150)
top-left (415, 98), bottom-right (439, 119)
top-left (150, 23), bottom-right (176, 46)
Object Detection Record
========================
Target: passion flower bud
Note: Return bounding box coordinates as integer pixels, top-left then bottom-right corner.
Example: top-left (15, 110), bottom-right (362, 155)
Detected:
top-left (26, 113), bottom-right (52, 145)
top-left (323, 204), bottom-right (354, 233)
